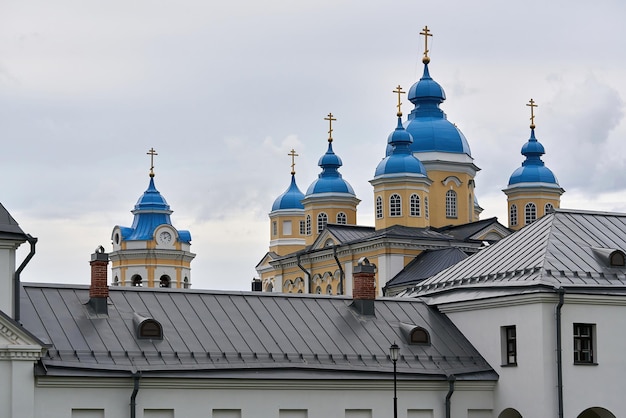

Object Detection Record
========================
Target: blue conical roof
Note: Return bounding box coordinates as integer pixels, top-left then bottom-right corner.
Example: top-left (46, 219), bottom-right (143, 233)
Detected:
top-left (306, 142), bottom-right (355, 195)
top-left (375, 117), bottom-right (427, 177)
top-left (272, 174), bottom-right (305, 211)
top-left (397, 63), bottom-right (471, 156)
top-left (508, 129), bottom-right (559, 186)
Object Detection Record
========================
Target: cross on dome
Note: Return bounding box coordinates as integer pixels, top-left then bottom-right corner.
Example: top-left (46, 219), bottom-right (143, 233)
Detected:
top-left (527, 98), bottom-right (538, 129)
top-left (288, 149), bottom-right (299, 175)
top-left (324, 113), bottom-right (337, 143)
top-left (420, 26), bottom-right (433, 64)
top-left (147, 147), bottom-right (158, 177)
top-left (393, 85), bottom-right (405, 117)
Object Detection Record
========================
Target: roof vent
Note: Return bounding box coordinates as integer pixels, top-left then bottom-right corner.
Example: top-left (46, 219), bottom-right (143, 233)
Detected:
top-left (591, 247), bottom-right (626, 268)
top-left (399, 323), bottom-right (431, 345)
top-left (133, 313), bottom-right (163, 340)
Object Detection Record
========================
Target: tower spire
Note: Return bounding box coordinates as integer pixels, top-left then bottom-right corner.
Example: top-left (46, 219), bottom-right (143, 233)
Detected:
top-left (324, 113), bottom-right (336, 143)
top-left (393, 85), bottom-right (406, 117)
top-left (147, 147), bottom-right (158, 178)
top-left (527, 98), bottom-right (538, 129)
top-left (420, 26), bottom-right (433, 64)
top-left (288, 149), bottom-right (299, 175)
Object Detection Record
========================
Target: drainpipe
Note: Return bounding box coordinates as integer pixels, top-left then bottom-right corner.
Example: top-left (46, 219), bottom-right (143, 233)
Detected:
top-left (556, 288), bottom-right (565, 418)
top-left (332, 245), bottom-right (344, 295)
top-left (296, 253), bottom-right (311, 293)
top-left (14, 234), bottom-right (37, 322)
top-left (130, 372), bottom-right (141, 418)
top-left (445, 374), bottom-right (455, 418)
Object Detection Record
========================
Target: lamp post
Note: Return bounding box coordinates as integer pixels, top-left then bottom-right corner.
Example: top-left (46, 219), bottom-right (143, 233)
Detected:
top-left (389, 342), bottom-right (400, 418)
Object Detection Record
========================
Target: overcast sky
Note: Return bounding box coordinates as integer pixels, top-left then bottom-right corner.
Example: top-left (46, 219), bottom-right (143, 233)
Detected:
top-left (2, 0), bottom-right (625, 291)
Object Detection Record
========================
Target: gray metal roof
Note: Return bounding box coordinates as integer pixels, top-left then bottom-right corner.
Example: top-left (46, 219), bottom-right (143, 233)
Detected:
top-left (20, 283), bottom-right (495, 380)
top-left (403, 209), bottom-right (626, 298)
top-left (0, 202), bottom-right (27, 240)
top-left (434, 217), bottom-right (510, 242)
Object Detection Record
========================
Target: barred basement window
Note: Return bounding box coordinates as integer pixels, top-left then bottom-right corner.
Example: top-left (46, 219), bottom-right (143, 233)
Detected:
top-left (317, 212), bottom-right (328, 233)
top-left (446, 190), bottom-right (457, 218)
top-left (390, 194), bottom-right (402, 217)
top-left (336, 212), bottom-right (347, 224)
top-left (510, 204), bottom-right (518, 226)
top-left (376, 196), bottom-right (383, 219)
top-left (574, 323), bottom-right (595, 364)
top-left (525, 202), bottom-right (537, 225)
top-left (410, 194), bottom-right (421, 217)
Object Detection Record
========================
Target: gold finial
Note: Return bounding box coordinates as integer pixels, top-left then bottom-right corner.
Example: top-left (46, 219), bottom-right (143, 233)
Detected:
top-left (288, 149), bottom-right (299, 175)
top-left (527, 98), bottom-right (538, 129)
top-left (147, 147), bottom-right (158, 177)
top-left (324, 113), bottom-right (337, 143)
top-left (420, 25), bottom-right (433, 64)
top-left (393, 85), bottom-right (406, 117)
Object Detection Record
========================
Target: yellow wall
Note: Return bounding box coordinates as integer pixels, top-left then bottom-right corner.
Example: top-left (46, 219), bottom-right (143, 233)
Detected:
top-left (426, 170), bottom-right (475, 227)
top-left (372, 183), bottom-right (430, 230)
top-left (505, 189), bottom-right (561, 230)
top-left (269, 212), bottom-right (306, 255)
top-left (303, 200), bottom-right (358, 246)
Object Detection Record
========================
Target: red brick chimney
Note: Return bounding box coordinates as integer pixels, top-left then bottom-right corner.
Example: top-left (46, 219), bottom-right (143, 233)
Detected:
top-left (351, 257), bottom-right (376, 315)
top-left (89, 245), bottom-right (109, 315)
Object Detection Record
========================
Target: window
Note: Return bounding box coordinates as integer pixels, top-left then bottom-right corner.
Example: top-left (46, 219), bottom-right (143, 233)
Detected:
top-left (315, 286), bottom-right (322, 294)
top-left (159, 275), bottom-right (171, 288)
top-left (299, 220), bottom-right (306, 235)
top-left (573, 323), bottom-right (595, 364)
top-left (272, 221), bottom-right (277, 236)
top-left (376, 196), bottom-right (383, 219)
top-left (336, 212), bottom-right (347, 224)
top-left (306, 215), bottom-right (311, 235)
top-left (390, 194), bottom-right (402, 217)
top-left (445, 190), bottom-right (457, 218)
top-left (317, 212), bottom-right (328, 233)
top-left (131, 275), bottom-right (143, 287)
top-left (183, 277), bottom-right (189, 289)
top-left (410, 194), bottom-right (421, 217)
top-left (283, 220), bottom-right (292, 235)
top-left (424, 196), bottom-right (429, 219)
top-left (611, 251), bottom-right (625, 267)
top-left (326, 284), bottom-right (332, 295)
top-left (410, 327), bottom-right (430, 344)
top-left (525, 202), bottom-right (537, 225)
top-left (510, 204), bottom-right (518, 226)
top-left (501, 326), bottom-right (517, 366)
top-left (545, 202), bottom-right (554, 214)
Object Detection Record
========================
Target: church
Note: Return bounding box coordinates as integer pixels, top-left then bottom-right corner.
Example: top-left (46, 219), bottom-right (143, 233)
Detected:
top-left (0, 27), bottom-right (621, 418)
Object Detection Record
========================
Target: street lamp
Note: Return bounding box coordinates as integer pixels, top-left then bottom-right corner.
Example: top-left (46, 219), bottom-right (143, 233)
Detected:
top-left (389, 342), bottom-right (400, 418)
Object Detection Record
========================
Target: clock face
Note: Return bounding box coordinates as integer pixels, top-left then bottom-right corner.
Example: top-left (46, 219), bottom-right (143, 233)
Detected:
top-left (159, 231), bottom-right (172, 244)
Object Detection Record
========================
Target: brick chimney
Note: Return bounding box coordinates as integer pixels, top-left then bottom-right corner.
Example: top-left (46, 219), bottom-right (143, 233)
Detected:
top-left (350, 257), bottom-right (376, 316)
top-left (88, 245), bottom-right (109, 315)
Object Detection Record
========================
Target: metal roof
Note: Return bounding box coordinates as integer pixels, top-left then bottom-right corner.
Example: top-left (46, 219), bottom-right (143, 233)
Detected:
top-left (403, 209), bottom-right (626, 298)
top-left (20, 284), bottom-right (495, 380)
top-left (0, 202), bottom-right (27, 239)
top-left (433, 217), bottom-right (510, 242)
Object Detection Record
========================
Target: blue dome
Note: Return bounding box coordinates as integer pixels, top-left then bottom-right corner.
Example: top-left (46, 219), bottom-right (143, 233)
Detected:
top-left (508, 129), bottom-right (559, 186)
top-left (375, 117), bottom-right (427, 177)
top-left (396, 63), bottom-right (471, 156)
top-left (306, 142), bottom-right (355, 195)
top-left (118, 176), bottom-right (191, 243)
top-left (272, 174), bottom-right (305, 211)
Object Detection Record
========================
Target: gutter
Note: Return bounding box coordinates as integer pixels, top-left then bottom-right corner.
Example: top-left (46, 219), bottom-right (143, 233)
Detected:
top-left (130, 372), bottom-right (141, 418)
top-left (14, 234), bottom-right (37, 322)
top-left (445, 374), bottom-right (455, 418)
top-left (296, 253), bottom-right (311, 293)
top-left (556, 288), bottom-right (565, 418)
top-left (332, 245), bottom-right (345, 295)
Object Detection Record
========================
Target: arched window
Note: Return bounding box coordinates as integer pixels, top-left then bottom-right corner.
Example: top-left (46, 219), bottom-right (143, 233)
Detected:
top-left (159, 275), bottom-right (171, 288)
top-left (525, 202), bottom-right (537, 225)
top-left (306, 215), bottom-right (312, 235)
top-left (424, 196), bottom-right (429, 220)
top-left (390, 194), bottom-right (402, 217)
top-left (131, 275), bottom-right (143, 287)
top-left (183, 277), bottom-right (190, 289)
top-left (336, 212), bottom-right (347, 224)
top-left (445, 190), bottom-right (457, 218)
top-left (315, 286), bottom-right (322, 294)
top-left (317, 212), bottom-right (328, 233)
top-left (326, 284), bottom-right (332, 295)
top-left (113, 276), bottom-right (119, 286)
top-left (410, 327), bottom-right (430, 344)
top-left (376, 196), bottom-right (383, 219)
top-left (545, 202), bottom-right (554, 214)
top-left (510, 204), bottom-right (518, 227)
top-left (410, 194), bottom-right (421, 217)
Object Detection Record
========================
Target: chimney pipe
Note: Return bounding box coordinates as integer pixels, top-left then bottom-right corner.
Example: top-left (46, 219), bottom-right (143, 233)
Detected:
top-left (350, 257), bottom-right (376, 316)
top-left (88, 245), bottom-right (109, 315)
top-left (251, 278), bottom-right (262, 292)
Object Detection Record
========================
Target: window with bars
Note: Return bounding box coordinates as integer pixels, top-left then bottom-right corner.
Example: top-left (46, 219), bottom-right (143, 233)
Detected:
top-left (299, 220), bottom-right (306, 235)
top-left (317, 212), bottom-right (328, 233)
top-left (510, 204), bottom-right (518, 226)
top-left (573, 323), bottom-right (595, 364)
top-left (545, 202), bottom-right (554, 214)
top-left (305, 215), bottom-right (311, 235)
top-left (410, 194), bottom-right (421, 217)
top-left (390, 194), bottom-right (402, 217)
top-left (501, 326), bottom-right (517, 366)
top-left (446, 190), bottom-right (457, 218)
top-left (336, 212), bottom-right (347, 224)
top-left (425, 196), bottom-right (429, 219)
top-left (525, 202), bottom-right (537, 225)
top-left (376, 196), bottom-right (383, 219)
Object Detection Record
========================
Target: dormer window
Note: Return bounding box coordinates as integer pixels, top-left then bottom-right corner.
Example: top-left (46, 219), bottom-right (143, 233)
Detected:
top-left (399, 323), bottom-right (431, 345)
top-left (591, 247), bottom-right (626, 268)
top-left (610, 251), bottom-right (625, 267)
top-left (133, 313), bottom-right (163, 340)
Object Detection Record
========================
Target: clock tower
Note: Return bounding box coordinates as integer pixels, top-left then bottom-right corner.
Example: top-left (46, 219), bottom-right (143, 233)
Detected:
top-left (109, 148), bottom-right (195, 289)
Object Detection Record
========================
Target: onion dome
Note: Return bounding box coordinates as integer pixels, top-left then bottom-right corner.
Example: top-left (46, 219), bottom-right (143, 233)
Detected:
top-left (272, 174), bottom-right (305, 211)
top-left (397, 63), bottom-right (472, 156)
top-left (375, 117), bottom-right (428, 177)
top-left (508, 128), bottom-right (560, 186)
top-left (306, 141), bottom-right (356, 195)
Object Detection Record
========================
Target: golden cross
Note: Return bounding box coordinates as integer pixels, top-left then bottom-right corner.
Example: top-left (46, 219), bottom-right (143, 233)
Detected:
top-left (147, 147), bottom-right (158, 177)
top-left (527, 98), bottom-right (538, 129)
top-left (420, 26), bottom-right (433, 63)
top-left (324, 113), bottom-right (337, 142)
top-left (393, 85), bottom-right (405, 117)
top-left (288, 149), bottom-right (299, 175)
